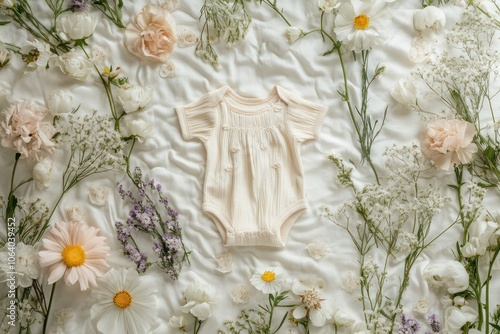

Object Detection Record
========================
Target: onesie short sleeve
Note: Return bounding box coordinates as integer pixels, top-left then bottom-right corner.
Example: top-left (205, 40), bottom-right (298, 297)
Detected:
top-left (279, 87), bottom-right (328, 142)
top-left (175, 91), bottom-right (217, 142)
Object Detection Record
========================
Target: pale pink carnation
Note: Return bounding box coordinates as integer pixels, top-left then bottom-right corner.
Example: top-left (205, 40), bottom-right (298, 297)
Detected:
top-left (38, 222), bottom-right (110, 291)
top-left (124, 4), bottom-right (177, 63)
top-left (421, 119), bottom-right (477, 170)
top-left (0, 101), bottom-right (56, 161)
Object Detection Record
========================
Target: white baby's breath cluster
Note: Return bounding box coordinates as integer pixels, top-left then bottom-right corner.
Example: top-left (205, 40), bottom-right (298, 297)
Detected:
top-left (58, 112), bottom-right (125, 180)
top-left (461, 181), bottom-right (486, 221)
top-left (15, 198), bottom-right (49, 244)
top-left (327, 153), bottom-right (354, 188)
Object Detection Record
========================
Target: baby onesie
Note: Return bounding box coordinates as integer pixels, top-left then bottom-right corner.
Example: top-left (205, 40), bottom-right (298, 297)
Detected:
top-left (175, 85), bottom-right (327, 247)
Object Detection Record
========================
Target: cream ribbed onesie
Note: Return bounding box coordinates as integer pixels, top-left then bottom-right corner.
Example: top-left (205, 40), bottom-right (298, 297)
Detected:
top-left (175, 85), bottom-right (328, 247)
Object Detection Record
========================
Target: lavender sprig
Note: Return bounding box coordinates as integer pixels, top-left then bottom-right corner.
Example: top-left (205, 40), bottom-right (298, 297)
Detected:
top-left (115, 167), bottom-right (190, 279)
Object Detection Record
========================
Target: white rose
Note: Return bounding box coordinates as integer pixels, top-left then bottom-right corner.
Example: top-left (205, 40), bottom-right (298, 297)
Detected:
top-left (177, 28), bottom-right (198, 48)
top-left (413, 6), bottom-right (446, 33)
top-left (123, 116), bottom-right (154, 143)
top-left (391, 77), bottom-right (418, 108)
top-left (286, 27), bottom-right (303, 44)
top-left (116, 85), bottom-right (153, 113)
top-left (56, 50), bottom-right (93, 81)
top-left (58, 10), bottom-right (98, 41)
top-left (47, 90), bottom-right (74, 115)
top-left (33, 158), bottom-right (53, 189)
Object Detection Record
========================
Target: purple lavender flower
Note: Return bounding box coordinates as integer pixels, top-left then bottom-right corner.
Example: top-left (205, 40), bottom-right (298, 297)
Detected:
top-left (69, 0), bottom-right (88, 11)
top-left (428, 314), bottom-right (441, 333)
top-left (398, 314), bottom-right (421, 334)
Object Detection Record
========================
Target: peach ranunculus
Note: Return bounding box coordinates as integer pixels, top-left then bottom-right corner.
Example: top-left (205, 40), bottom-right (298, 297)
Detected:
top-left (124, 4), bottom-right (177, 63)
top-left (0, 101), bottom-right (56, 161)
top-left (421, 119), bottom-right (477, 170)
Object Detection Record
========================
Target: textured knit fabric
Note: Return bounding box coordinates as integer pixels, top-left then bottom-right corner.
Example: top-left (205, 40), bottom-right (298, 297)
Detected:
top-left (175, 85), bottom-right (328, 247)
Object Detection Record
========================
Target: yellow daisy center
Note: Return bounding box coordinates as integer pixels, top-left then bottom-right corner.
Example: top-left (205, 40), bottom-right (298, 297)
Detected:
top-left (113, 290), bottom-right (133, 309)
top-left (61, 245), bottom-right (86, 267)
top-left (261, 271), bottom-right (276, 282)
top-left (354, 14), bottom-right (370, 30)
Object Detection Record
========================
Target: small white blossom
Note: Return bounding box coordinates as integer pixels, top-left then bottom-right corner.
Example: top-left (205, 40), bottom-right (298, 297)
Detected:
top-left (453, 296), bottom-right (466, 307)
top-left (88, 184), bottom-right (110, 206)
top-left (116, 84), bottom-right (153, 113)
top-left (461, 237), bottom-right (487, 258)
top-left (286, 27), bottom-right (303, 44)
top-left (305, 240), bottom-right (329, 261)
top-left (334, 309), bottom-right (355, 327)
top-left (391, 77), bottom-right (418, 108)
top-left (167, 315), bottom-right (185, 328)
top-left (65, 205), bottom-right (86, 222)
top-left (317, 0), bottom-right (340, 11)
top-left (47, 90), bottom-right (74, 115)
top-left (22, 39), bottom-right (53, 73)
top-left (230, 284), bottom-right (250, 304)
top-left (91, 45), bottom-right (108, 64)
top-left (58, 10), bottom-right (98, 41)
top-left (158, 0), bottom-right (179, 11)
top-left (412, 297), bottom-right (430, 313)
top-left (177, 28), bottom-right (198, 48)
top-left (215, 252), bottom-right (232, 273)
top-left (55, 308), bottom-right (74, 326)
top-left (292, 277), bottom-right (334, 327)
top-left (340, 271), bottom-right (360, 293)
top-left (413, 6), bottom-right (446, 33)
top-left (159, 61), bottom-right (176, 78)
top-left (33, 158), bottom-right (53, 189)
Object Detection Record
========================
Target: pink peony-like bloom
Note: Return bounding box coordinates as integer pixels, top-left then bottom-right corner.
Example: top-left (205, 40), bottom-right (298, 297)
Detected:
top-left (421, 119), bottom-right (477, 170)
top-left (124, 4), bottom-right (177, 63)
top-left (0, 101), bottom-right (56, 161)
top-left (39, 221), bottom-right (110, 291)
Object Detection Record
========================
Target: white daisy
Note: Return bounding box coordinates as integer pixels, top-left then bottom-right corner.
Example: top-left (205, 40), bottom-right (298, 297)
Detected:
top-left (90, 268), bottom-right (157, 334)
top-left (292, 277), bottom-right (334, 327)
top-left (249, 267), bottom-right (285, 294)
top-left (334, 0), bottom-right (390, 52)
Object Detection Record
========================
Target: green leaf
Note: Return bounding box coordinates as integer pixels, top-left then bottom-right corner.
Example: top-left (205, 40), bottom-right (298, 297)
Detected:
top-left (484, 146), bottom-right (496, 163)
top-left (0, 21), bottom-right (11, 26)
top-left (490, 323), bottom-right (500, 330)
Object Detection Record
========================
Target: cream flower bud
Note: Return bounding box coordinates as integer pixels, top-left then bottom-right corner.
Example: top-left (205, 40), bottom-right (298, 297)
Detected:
top-left (33, 158), bottom-right (53, 189)
top-left (116, 85), bottom-right (153, 113)
top-left (167, 315), bottom-right (185, 328)
top-left (58, 10), bottom-right (98, 41)
top-left (391, 77), bottom-right (418, 108)
top-left (286, 27), bottom-right (303, 44)
top-left (65, 205), bottom-right (86, 223)
top-left (177, 28), bottom-right (198, 48)
top-left (47, 90), bottom-right (74, 115)
top-left (122, 116), bottom-right (154, 143)
top-left (56, 50), bottom-right (93, 81)
top-left (413, 6), bottom-right (446, 33)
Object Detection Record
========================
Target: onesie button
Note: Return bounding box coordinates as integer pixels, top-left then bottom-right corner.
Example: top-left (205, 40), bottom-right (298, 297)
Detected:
top-left (273, 103), bottom-right (282, 112)
top-left (222, 124), bottom-right (230, 131)
top-left (260, 144), bottom-right (267, 151)
top-left (225, 164), bottom-right (233, 172)
top-left (272, 162), bottom-right (280, 169)
top-left (276, 123), bottom-right (282, 129)
top-left (230, 146), bottom-right (239, 153)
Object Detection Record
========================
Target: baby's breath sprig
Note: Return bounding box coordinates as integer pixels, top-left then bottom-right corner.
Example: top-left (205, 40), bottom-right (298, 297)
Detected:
top-left (421, 0), bottom-right (450, 7)
top-left (196, 0), bottom-right (251, 70)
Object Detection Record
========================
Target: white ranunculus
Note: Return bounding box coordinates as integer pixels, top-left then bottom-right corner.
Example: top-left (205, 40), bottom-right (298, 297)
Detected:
top-left (461, 237), bottom-right (487, 258)
top-left (58, 10), bottom-right (98, 41)
top-left (444, 305), bottom-right (478, 333)
top-left (286, 27), bottom-right (303, 44)
top-left (56, 50), bottom-right (93, 81)
top-left (413, 6), bottom-right (446, 33)
top-left (33, 158), bottom-right (53, 189)
top-left (391, 77), bottom-right (418, 108)
top-left (123, 116), bottom-right (154, 143)
top-left (424, 260), bottom-right (469, 293)
top-left (180, 280), bottom-right (215, 321)
top-left (116, 85), bottom-right (153, 113)
top-left (47, 90), bottom-right (74, 115)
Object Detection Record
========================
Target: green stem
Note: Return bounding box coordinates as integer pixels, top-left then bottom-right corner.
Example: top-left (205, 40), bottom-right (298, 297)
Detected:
top-left (261, 0), bottom-right (291, 26)
top-left (485, 246), bottom-right (500, 334)
top-left (42, 282), bottom-right (56, 334)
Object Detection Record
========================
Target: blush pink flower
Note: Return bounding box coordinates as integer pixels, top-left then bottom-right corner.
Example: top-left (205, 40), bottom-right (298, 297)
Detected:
top-left (0, 101), bottom-right (56, 161)
top-left (421, 119), bottom-right (477, 170)
top-left (38, 221), bottom-right (110, 291)
top-left (124, 4), bottom-right (177, 63)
